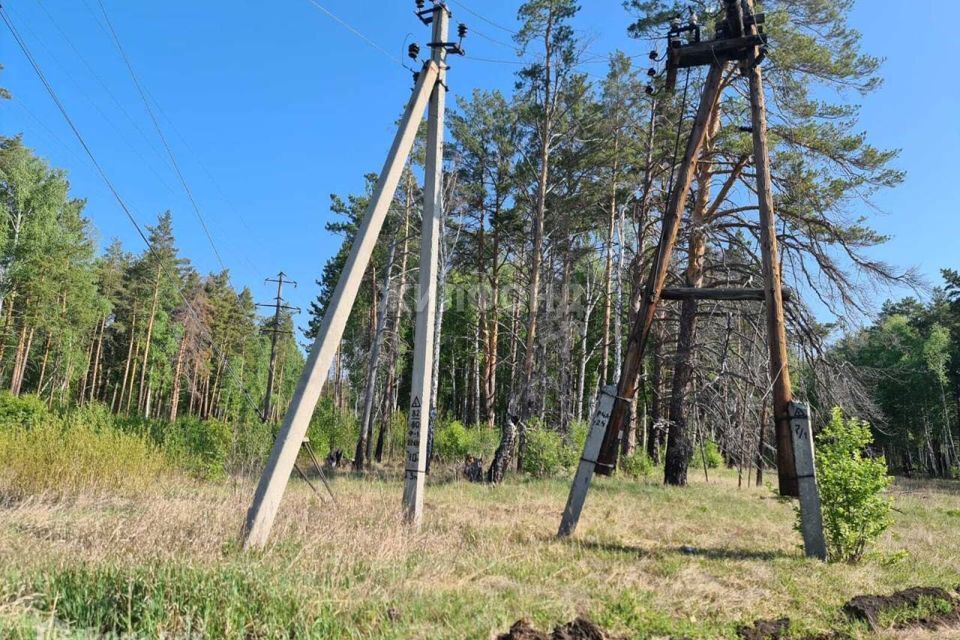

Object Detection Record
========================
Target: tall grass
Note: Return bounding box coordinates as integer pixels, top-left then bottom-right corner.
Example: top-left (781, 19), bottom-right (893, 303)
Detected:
top-left (0, 398), bottom-right (167, 500)
top-left (14, 564), bottom-right (338, 638)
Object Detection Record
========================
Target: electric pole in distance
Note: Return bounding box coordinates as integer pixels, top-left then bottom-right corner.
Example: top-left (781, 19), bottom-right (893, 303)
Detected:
top-left (257, 272), bottom-right (301, 423)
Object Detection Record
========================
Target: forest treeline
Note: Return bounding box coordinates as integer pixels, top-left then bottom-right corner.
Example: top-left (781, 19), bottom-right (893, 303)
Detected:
top-left (0, 135), bottom-right (304, 427)
top-left (2, 1), bottom-right (955, 484)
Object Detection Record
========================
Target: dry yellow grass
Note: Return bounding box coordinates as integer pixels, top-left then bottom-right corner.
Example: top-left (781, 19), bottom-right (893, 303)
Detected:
top-left (1, 469), bottom-right (959, 638)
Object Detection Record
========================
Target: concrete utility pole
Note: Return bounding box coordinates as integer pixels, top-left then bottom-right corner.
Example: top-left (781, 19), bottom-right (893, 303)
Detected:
top-left (257, 272), bottom-right (300, 423)
top-left (403, 2), bottom-right (449, 526)
top-left (242, 1), bottom-right (465, 550)
top-left (242, 65), bottom-right (438, 550)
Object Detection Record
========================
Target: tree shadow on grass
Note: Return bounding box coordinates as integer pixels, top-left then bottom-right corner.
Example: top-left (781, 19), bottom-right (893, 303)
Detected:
top-left (568, 539), bottom-right (791, 562)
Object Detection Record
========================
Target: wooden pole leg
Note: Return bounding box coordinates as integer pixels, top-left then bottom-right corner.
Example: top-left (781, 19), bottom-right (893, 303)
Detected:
top-left (789, 401), bottom-right (827, 561)
top-left (558, 386), bottom-right (617, 538)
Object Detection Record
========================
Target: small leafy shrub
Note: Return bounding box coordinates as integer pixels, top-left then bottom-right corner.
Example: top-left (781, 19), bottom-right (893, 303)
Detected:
top-left (433, 419), bottom-right (471, 461)
top-left (433, 420), bottom-right (498, 462)
top-left (158, 418), bottom-right (232, 480)
top-left (568, 420), bottom-right (589, 453)
top-left (701, 439), bottom-right (723, 469)
top-left (308, 398), bottom-right (358, 455)
top-left (0, 421), bottom-right (167, 499)
top-left (803, 407), bottom-right (893, 563)
top-left (61, 401), bottom-right (116, 433)
top-left (620, 451), bottom-right (654, 478)
top-left (227, 420), bottom-right (274, 473)
top-left (0, 392), bottom-right (49, 430)
top-left (522, 426), bottom-right (575, 477)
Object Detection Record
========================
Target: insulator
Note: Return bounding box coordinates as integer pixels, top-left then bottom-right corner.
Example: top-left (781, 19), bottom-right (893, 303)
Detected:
top-left (645, 84), bottom-right (655, 96)
top-left (647, 68), bottom-right (657, 77)
top-left (648, 50), bottom-right (658, 61)
top-left (408, 43), bottom-right (421, 60)
top-left (458, 23), bottom-right (467, 39)
top-left (415, 0), bottom-right (425, 9)
top-left (670, 15), bottom-right (681, 29)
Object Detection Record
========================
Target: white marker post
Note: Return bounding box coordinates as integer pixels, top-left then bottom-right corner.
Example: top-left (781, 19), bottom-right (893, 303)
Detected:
top-left (789, 401), bottom-right (827, 560)
top-left (402, 4), bottom-right (448, 526)
top-left (558, 385), bottom-right (617, 538)
top-left (241, 62), bottom-right (439, 550)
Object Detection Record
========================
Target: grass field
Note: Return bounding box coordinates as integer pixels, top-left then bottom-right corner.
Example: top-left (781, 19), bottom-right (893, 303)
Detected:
top-left (2, 468), bottom-right (960, 638)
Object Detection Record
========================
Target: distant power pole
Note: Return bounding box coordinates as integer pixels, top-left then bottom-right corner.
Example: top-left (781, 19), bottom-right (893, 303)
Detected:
top-left (257, 272), bottom-right (301, 422)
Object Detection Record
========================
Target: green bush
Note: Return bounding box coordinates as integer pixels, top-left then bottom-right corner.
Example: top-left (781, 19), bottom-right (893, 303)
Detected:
top-left (433, 420), bottom-right (498, 462)
top-left (802, 407), bottom-right (893, 563)
top-left (522, 426), bottom-right (576, 477)
top-left (701, 439), bottom-right (723, 469)
top-left (61, 401), bottom-right (116, 433)
top-left (0, 392), bottom-right (49, 430)
top-left (154, 418), bottom-right (232, 481)
top-left (308, 398), bottom-right (358, 455)
top-left (0, 420), bottom-right (168, 500)
top-left (620, 451), bottom-right (654, 478)
top-left (227, 420), bottom-right (274, 473)
top-left (433, 420), bottom-right (471, 461)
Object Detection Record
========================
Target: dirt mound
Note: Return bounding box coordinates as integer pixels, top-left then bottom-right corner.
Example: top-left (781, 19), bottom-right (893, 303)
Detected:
top-left (736, 618), bottom-right (848, 640)
top-left (843, 586), bottom-right (959, 630)
top-left (737, 618), bottom-right (790, 639)
top-left (496, 617), bottom-right (622, 640)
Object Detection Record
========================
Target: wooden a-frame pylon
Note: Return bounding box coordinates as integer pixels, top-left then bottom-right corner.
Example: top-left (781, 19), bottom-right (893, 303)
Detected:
top-left (559, 0), bottom-right (827, 560)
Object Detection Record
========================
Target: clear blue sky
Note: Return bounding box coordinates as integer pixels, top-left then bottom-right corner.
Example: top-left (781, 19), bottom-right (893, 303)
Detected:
top-left (1, 0), bottom-right (957, 335)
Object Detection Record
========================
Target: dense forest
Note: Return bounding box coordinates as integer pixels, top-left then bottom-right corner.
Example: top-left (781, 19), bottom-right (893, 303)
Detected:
top-left (0, 135), bottom-right (304, 427)
top-left (1, 0), bottom-right (956, 486)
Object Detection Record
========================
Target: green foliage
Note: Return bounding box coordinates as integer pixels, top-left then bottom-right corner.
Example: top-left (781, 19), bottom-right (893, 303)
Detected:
top-left (0, 418), bottom-right (167, 500)
top-left (307, 397), bottom-right (358, 455)
top-left (433, 420), bottom-right (498, 462)
top-left (0, 392), bottom-right (50, 429)
top-left (227, 420), bottom-right (274, 473)
top-left (620, 450), bottom-right (654, 479)
top-left (522, 425), bottom-right (577, 477)
top-left (804, 408), bottom-right (893, 563)
top-left (18, 564), bottom-right (337, 638)
top-left (702, 440), bottom-right (724, 470)
top-left (156, 417), bottom-right (233, 481)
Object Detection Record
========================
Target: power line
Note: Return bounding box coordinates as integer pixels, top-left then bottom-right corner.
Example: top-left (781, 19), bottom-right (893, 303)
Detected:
top-left (1, 7), bottom-right (152, 248)
top-left (448, 0), bottom-right (516, 35)
top-left (303, 0), bottom-right (404, 67)
top-left (96, 0), bottom-right (227, 271)
top-left (1, 6), bottom-right (275, 430)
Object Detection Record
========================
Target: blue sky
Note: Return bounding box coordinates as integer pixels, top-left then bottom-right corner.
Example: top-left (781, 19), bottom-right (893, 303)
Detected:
top-left (1, 0), bottom-right (957, 336)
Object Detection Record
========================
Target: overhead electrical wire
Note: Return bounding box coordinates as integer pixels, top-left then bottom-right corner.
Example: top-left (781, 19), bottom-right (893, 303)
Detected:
top-left (1, 6), bottom-right (152, 248)
top-left (0, 6), bottom-right (297, 443)
top-left (304, 0), bottom-right (405, 67)
top-left (96, 0), bottom-right (227, 272)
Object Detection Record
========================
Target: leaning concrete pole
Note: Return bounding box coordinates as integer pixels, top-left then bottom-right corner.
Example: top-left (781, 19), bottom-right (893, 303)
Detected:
top-left (242, 62), bottom-right (439, 549)
top-left (402, 3), bottom-right (448, 526)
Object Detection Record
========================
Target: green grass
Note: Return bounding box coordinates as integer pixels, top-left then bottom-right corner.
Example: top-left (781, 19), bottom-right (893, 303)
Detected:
top-left (1, 470), bottom-right (959, 638)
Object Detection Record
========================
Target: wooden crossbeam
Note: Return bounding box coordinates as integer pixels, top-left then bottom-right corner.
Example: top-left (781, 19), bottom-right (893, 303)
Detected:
top-left (656, 287), bottom-right (795, 302)
top-left (672, 35), bottom-right (766, 69)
